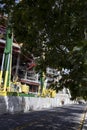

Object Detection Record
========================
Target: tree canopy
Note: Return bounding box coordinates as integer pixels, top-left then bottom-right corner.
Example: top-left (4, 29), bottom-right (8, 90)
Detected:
top-left (0, 0), bottom-right (87, 99)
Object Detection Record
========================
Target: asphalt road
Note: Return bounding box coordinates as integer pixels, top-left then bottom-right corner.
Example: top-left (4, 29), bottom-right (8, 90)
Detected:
top-left (0, 104), bottom-right (86, 130)
top-left (82, 107), bottom-right (87, 130)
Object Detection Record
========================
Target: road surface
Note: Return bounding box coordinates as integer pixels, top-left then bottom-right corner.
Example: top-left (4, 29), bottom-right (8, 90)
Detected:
top-left (0, 104), bottom-right (86, 130)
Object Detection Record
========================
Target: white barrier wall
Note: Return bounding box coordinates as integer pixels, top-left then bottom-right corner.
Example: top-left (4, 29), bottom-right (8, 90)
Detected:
top-left (0, 94), bottom-right (74, 114)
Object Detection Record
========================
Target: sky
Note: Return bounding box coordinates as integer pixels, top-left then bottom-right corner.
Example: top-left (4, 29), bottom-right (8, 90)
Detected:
top-left (15, 0), bottom-right (20, 3)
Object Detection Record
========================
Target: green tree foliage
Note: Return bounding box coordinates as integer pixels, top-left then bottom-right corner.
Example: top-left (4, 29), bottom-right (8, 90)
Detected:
top-left (0, 0), bottom-right (87, 99)
top-left (59, 40), bottom-right (87, 99)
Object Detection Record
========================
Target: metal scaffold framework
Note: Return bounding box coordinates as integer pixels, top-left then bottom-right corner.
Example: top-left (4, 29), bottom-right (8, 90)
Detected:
top-left (0, 14), bottom-right (14, 96)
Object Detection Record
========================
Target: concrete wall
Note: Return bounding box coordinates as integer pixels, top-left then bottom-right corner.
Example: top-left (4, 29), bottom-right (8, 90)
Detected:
top-left (0, 94), bottom-right (74, 114)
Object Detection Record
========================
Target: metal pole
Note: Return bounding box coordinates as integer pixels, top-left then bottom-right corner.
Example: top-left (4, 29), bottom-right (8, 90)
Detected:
top-left (0, 54), bottom-right (5, 85)
top-left (3, 25), bottom-right (13, 91)
top-left (4, 53), bottom-right (10, 91)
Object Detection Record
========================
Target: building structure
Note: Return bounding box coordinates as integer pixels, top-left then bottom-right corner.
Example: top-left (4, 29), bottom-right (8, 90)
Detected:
top-left (0, 16), bottom-right (69, 95)
top-left (0, 23), bottom-right (40, 93)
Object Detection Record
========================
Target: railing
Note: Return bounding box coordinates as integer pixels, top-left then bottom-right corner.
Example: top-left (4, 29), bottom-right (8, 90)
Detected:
top-left (46, 67), bottom-right (59, 76)
top-left (19, 70), bottom-right (39, 83)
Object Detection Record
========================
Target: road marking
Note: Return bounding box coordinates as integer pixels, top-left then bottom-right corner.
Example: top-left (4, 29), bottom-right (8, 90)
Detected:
top-left (12, 121), bottom-right (38, 130)
top-left (78, 106), bottom-right (87, 130)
